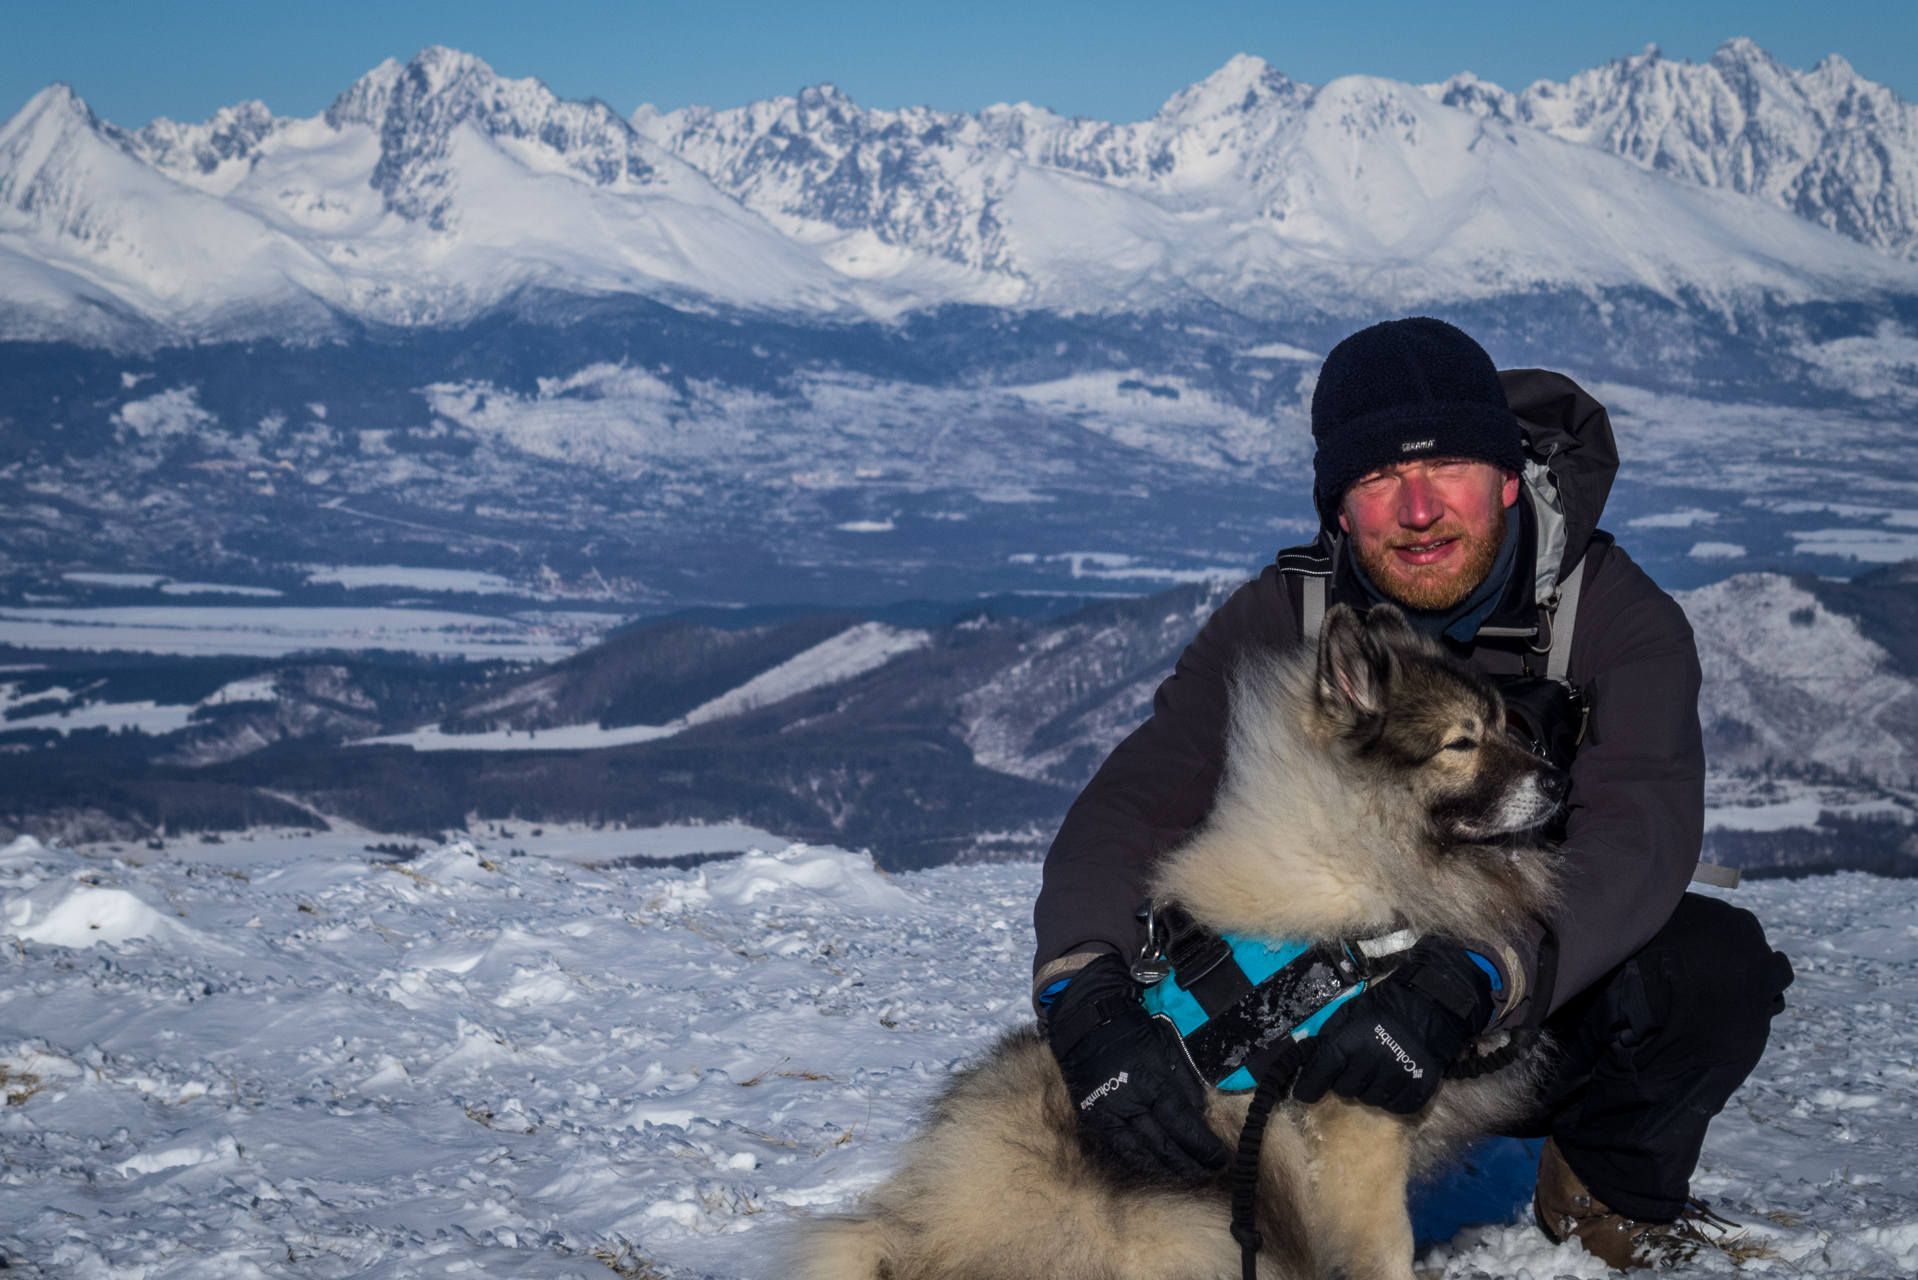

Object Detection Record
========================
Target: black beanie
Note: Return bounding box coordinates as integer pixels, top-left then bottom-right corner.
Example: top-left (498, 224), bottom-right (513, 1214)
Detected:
top-left (1310, 317), bottom-right (1526, 522)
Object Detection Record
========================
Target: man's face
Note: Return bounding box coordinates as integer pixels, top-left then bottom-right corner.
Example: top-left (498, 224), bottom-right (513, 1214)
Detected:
top-left (1338, 458), bottom-right (1521, 611)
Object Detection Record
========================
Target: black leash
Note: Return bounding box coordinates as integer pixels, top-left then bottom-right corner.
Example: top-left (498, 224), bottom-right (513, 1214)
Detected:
top-left (1229, 1041), bottom-right (1304, 1280)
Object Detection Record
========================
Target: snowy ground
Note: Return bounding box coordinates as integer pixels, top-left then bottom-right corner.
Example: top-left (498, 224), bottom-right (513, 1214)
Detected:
top-left (0, 832), bottom-right (1913, 1279)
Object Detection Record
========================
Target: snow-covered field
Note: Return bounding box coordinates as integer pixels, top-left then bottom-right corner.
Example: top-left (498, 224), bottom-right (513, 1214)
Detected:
top-left (0, 831), bottom-right (1913, 1279)
top-left (0, 606), bottom-right (621, 659)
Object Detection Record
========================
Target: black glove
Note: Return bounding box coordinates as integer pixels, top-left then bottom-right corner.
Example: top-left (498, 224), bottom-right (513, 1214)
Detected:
top-left (1293, 938), bottom-right (1495, 1115)
top-left (1044, 954), bottom-right (1230, 1183)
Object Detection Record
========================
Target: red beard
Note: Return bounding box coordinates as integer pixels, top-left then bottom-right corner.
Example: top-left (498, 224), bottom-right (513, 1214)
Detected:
top-left (1353, 514), bottom-right (1507, 611)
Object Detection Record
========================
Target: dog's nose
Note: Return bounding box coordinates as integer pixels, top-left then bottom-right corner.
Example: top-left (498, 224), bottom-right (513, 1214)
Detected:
top-left (1538, 766), bottom-right (1569, 802)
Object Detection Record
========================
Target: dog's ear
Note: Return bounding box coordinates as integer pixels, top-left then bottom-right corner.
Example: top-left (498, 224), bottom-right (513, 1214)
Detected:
top-left (1317, 603), bottom-right (1390, 724)
top-left (1362, 602), bottom-right (1417, 646)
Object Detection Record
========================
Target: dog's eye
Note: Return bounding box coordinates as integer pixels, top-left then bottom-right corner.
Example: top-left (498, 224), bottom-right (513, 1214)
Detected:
top-left (1443, 737), bottom-right (1477, 752)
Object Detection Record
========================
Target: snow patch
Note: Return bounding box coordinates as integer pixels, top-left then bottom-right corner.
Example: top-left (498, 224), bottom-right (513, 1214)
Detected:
top-left (698, 844), bottom-right (921, 912)
top-left (361, 621), bottom-right (929, 752)
top-left (1629, 507), bottom-right (1718, 528)
top-left (2, 874), bottom-right (212, 950)
top-left (63, 572), bottom-right (168, 588)
top-left (302, 564), bottom-right (523, 593)
top-left (358, 721), bottom-right (681, 752)
top-left (0, 604), bottom-right (605, 658)
top-left (679, 621), bottom-right (928, 727)
top-left (1791, 529), bottom-right (1918, 562)
top-left (157, 581), bottom-right (283, 597)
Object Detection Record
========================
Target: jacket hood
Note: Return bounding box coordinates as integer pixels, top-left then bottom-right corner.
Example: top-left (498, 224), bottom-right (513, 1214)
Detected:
top-left (1501, 368), bottom-right (1620, 597)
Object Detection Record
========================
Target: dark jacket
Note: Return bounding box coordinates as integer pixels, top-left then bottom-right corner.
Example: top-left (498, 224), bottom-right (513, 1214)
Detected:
top-left (1031, 370), bottom-right (1704, 1028)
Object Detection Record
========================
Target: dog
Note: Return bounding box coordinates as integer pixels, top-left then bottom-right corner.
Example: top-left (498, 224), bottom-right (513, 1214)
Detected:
top-left (799, 603), bottom-right (1565, 1280)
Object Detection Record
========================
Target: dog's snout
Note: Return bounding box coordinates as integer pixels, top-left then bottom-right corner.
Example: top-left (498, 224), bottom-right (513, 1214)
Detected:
top-left (1538, 766), bottom-right (1569, 803)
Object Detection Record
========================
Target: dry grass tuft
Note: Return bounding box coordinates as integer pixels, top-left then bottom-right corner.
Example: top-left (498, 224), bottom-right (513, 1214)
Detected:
top-left (462, 1104), bottom-right (536, 1135)
top-left (1714, 1232), bottom-right (1785, 1266)
top-left (375, 862), bottom-right (437, 888)
top-left (0, 1066), bottom-right (43, 1107)
top-left (589, 1242), bottom-right (665, 1278)
top-left (738, 1057), bottom-right (789, 1087)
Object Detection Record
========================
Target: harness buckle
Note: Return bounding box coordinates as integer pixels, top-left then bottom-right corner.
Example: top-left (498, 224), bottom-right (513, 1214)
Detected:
top-left (1130, 901), bottom-right (1172, 986)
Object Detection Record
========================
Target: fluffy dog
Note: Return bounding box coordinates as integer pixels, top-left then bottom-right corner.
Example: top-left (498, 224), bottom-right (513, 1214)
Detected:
top-left (800, 603), bottom-right (1564, 1280)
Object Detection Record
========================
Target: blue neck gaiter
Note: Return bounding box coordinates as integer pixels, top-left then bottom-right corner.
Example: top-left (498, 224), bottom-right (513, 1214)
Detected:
top-left (1349, 507), bottom-right (1521, 643)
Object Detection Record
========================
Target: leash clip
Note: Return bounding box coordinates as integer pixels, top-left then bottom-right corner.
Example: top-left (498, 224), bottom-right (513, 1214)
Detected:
top-left (1130, 902), bottom-right (1172, 985)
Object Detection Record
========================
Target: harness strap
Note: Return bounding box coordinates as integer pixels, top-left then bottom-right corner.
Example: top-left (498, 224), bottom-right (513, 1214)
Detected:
top-left (1163, 906), bottom-right (1257, 1017)
top-left (1544, 553), bottom-right (1586, 682)
top-left (1180, 942), bottom-right (1356, 1083)
top-left (1302, 575), bottom-right (1326, 644)
top-left (1230, 1041), bottom-right (1305, 1280)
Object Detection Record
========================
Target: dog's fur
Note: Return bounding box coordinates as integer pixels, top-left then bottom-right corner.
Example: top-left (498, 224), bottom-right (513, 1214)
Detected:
top-left (799, 604), bottom-right (1564, 1280)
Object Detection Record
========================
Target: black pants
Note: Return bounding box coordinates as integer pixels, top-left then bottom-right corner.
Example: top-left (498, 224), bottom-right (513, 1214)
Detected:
top-left (1500, 893), bottom-right (1794, 1222)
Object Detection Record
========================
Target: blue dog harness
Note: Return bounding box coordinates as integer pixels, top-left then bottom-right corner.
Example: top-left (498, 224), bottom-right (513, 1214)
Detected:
top-left (1124, 903), bottom-right (1426, 1280)
top-left (1132, 903), bottom-right (1419, 1092)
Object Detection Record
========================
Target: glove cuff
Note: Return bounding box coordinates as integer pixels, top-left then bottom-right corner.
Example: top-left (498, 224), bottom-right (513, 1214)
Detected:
top-left (1393, 943), bottom-right (1495, 1036)
top-left (1042, 954), bottom-right (1140, 1058)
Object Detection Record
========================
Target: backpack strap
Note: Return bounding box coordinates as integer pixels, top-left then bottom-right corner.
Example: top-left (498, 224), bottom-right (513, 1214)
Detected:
top-left (1275, 543), bottom-right (1333, 645)
top-left (1302, 577), bottom-right (1326, 644)
top-left (1543, 553), bottom-right (1587, 683)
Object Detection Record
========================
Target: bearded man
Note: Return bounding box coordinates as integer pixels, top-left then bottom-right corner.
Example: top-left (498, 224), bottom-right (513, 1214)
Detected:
top-left (1029, 317), bottom-right (1793, 1269)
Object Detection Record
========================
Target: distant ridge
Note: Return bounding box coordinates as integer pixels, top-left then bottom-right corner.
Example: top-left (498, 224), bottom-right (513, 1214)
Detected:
top-left (1, 40), bottom-right (1913, 344)
top-left (1427, 38), bottom-right (1918, 261)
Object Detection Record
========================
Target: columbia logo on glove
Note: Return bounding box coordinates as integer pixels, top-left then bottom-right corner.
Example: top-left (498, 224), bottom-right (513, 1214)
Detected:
top-left (1079, 1071), bottom-right (1130, 1110)
top-left (1373, 1025), bottom-right (1424, 1079)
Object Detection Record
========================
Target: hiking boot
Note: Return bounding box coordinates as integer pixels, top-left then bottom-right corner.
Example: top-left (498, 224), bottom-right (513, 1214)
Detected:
top-left (1533, 1137), bottom-right (1735, 1270)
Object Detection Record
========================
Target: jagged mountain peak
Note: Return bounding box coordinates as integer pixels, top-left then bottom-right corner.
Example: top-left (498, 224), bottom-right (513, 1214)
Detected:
top-left (19, 82), bottom-right (91, 118)
top-left (793, 82), bottom-right (860, 113)
top-left (1153, 53), bottom-right (1299, 124)
top-left (319, 46), bottom-right (669, 228)
top-left (1, 82), bottom-right (110, 148)
top-left (0, 45), bottom-right (862, 339)
top-left (324, 57), bottom-right (405, 129)
top-left (324, 46), bottom-right (528, 127)
top-left (128, 100), bottom-right (285, 192)
top-left (1418, 36), bottom-right (1918, 259)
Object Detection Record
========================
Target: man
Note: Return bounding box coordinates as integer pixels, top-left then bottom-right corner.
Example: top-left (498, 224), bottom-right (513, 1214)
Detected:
top-left (1030, 318), bottom-right (1793, 1269)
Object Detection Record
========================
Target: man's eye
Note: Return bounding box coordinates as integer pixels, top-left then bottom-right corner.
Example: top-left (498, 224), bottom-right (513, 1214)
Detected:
top-left (1443, 738), bottom-right (1477, 752)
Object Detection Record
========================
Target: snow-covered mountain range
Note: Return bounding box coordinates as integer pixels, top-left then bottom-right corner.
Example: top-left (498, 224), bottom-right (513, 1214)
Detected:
top-left (2, 41), bottom-right (1914, 344)
top-left (6, 40), bottom-right (1918, 685)
top-left (1431, 38), bottom-right (1918, 261)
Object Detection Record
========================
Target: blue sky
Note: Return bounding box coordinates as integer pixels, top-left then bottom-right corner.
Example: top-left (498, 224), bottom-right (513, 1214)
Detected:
top-left (4, 1), bottom-right (1912, 128)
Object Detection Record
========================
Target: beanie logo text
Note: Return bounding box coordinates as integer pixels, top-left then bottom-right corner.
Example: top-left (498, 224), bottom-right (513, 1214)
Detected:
top-left (1400, 438), bottom-right (1437, 453)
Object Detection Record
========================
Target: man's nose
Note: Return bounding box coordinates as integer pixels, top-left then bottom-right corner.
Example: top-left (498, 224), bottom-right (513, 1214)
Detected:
top-left (1396, 474), bottom-right (1445, 527)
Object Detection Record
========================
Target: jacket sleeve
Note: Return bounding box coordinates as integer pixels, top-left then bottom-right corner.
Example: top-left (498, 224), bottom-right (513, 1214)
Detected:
top-left (1031, 567), bottom-right (1297, 996)
top-left (1545, 541), bottom-right (1706, 1012)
